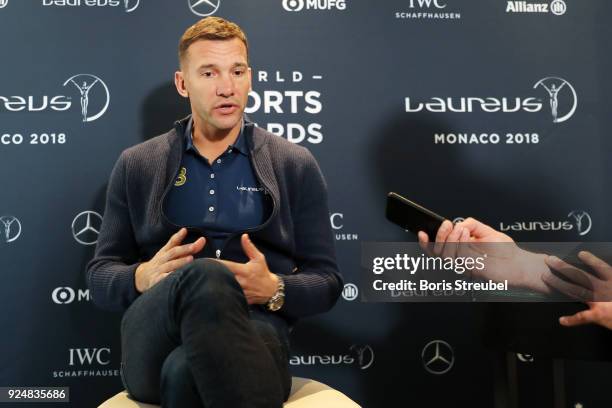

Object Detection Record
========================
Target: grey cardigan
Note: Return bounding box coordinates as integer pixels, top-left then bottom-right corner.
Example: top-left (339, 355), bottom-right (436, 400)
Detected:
top-left (86, 116), bottom-right (342, 324)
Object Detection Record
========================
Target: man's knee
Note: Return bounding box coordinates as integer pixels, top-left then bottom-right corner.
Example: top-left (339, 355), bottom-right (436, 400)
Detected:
top-left (176, 258), bottom-right (245, 307)
top-left (181, 258), bottom-right (237, 288)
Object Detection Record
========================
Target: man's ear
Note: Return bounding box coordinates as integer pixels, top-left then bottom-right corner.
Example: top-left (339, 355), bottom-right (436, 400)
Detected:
top-left (174, 71), bottom-right (189, 98)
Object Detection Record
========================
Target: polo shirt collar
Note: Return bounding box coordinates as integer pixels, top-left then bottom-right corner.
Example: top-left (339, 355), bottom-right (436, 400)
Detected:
top-left (184, 116), bottom-right (250, 156)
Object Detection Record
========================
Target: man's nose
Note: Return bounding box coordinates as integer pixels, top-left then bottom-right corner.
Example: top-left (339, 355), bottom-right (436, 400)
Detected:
top-left (216, 75), bottom-right (235, 97)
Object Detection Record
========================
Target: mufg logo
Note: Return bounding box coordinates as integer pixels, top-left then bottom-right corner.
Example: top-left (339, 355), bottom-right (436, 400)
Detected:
top-left (282, 0), bottom-right (347, 12)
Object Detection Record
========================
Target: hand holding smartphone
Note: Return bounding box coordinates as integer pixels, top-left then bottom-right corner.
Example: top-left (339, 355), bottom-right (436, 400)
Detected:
top-left (385, 192), bottom-right (446, 240)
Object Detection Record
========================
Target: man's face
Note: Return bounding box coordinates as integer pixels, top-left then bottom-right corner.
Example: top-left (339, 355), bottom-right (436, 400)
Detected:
top-left (175, 38), bottom-right (251, 134)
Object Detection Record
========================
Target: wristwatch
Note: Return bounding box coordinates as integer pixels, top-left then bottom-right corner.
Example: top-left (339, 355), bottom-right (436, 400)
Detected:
top-left (266, 275), bottom-right (285, 312)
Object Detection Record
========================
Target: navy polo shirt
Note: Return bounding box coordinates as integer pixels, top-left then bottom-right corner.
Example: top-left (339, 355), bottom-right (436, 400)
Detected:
top-left (165, 118), bottom-right (268, 253)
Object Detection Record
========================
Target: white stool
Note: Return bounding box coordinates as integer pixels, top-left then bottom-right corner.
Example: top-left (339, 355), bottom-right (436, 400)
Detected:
top-left (98, 377), bottom-right (360, 408)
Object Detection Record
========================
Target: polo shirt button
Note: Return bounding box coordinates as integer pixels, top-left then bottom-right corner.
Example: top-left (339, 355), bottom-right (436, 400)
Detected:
top-left (228, 148), bottom-right (233, 153)
top-left (210, 174), bottom-right (215, 179)
top-left (209, 189), bottom-right (215, 195)
top-left (216, 159), bottom-right (222, 164)
top-left (208, 206), bottom-right (215, 212)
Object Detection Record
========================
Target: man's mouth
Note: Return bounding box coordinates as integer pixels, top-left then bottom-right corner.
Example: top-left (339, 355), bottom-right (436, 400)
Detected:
top-left (215, 103), bottom-right (239, 115)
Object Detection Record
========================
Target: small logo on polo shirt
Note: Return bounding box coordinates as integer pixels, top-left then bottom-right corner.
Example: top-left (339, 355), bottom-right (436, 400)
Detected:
top-left (237, 186), bottom-right (264, 192)
top-left (175, 167), bottom-right (187, 187)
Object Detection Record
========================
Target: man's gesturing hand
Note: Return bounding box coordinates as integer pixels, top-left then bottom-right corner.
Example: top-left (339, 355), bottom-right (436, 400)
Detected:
top-left (218, 234), bottom-right (279, 305)
top-left (135, 228), bottom-right (205, 293)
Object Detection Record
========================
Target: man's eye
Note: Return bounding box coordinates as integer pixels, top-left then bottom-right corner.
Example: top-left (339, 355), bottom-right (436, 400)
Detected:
top-left (202, 71), bottom-right (213, 77)
top-left (234, 70), bottom-right (244, 76)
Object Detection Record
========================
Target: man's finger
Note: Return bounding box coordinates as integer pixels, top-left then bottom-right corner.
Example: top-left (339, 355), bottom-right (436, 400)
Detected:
top-left (442, 227), bottom-right (464, 259)
top-left (578, 251), bottom-right (612, 280)
top-left (434, 220), bottom-right (453, 256)
top-left (241, 234), bottom-right (264, 261)
top-left (162, 228), bottom-right (187, 251)
top-left (545, 256), bottom-right (597, 290)
top-left (542, 269), bottom-right (594, 301)
top-left (161, 238), bottom-right (206, 263)
top-left (559, 309), bottom-right (596, 327)
top-left (458, 217), bottom-right (493, 239)
top-left (190, 237), bottom-right (206, 254)
top-left (159, 255), bottom-right (194, 275)
top-left (418, 231), bottom-right (433, 256)
top-left (217, 259), bottom-right (244, 275)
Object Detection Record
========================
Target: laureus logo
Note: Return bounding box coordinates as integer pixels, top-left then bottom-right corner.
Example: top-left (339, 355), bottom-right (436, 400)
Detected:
top-left (0, 0), bottom-right (8, 9)
top-left (188, 0), bottom-right (220, 16)
top-left (350, 345), bottom-right (374, 370)
top-left (568, 211), bottom-right (592, 236)
top-left (0, 215), bottom-right (21, 243)
top-left (405, 76), bottom-right (577, 124)
top-left (533, 77), bottom-right (577, 123)
top-left (63, 74), bottom-right (110, 123)
top-left (124, 0), bottom-right (139, 12)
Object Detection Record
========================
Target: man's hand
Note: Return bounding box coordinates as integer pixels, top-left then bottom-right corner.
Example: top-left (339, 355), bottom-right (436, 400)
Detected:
top-left (543, 251), bottom-right (612, 302)
top-left (418, 217), bottom-right (550, 292)
top-left (218, 234), bottom-right (279, 305)
top-left (545, 250), bottom-right (612, 330)
top-left (557, 302), bottom-right (612, 330)
top-left (135, 228), bottom-right (205, 293)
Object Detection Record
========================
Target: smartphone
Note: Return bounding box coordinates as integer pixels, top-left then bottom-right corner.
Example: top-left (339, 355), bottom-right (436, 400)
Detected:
top-left (385, 192), bottom-right (446, 240)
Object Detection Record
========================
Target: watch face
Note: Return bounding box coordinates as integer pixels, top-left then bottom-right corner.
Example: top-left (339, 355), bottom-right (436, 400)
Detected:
top-left (268, 296), bottom-right (284, 311)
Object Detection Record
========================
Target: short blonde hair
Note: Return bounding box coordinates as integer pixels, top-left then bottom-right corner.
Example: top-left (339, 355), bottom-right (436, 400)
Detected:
top-left (178, 17), bottom-right (249, 66)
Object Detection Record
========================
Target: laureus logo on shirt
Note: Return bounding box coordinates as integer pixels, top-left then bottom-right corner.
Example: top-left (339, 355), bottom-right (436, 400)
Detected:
top-left (175, 167), bottom-right (187, 187)
top-left (236, 186), bottom-right (264, 192)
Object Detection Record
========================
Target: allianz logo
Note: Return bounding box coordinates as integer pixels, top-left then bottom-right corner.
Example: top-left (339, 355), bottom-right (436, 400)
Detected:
top-left (506, 0), bottom-right (566, 15)
top-left (499, 211), bottom-right (592, 236)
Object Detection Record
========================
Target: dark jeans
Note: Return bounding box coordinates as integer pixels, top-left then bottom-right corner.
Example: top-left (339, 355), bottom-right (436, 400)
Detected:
top-left (120, 258), bottom-right (292, 408)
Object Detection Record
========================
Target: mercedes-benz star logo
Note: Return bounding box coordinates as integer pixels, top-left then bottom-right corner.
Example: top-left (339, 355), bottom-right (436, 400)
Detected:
top-left (422, 340), bottom-right (454, 375)
top-left (188, 0), bottom-right (220, 16)
top-left (62, 74), bottom-right (110, 123)
top-left (0, 215), bottom-right (21, 243)
top-left (72, 211), bottom-right (103, 246)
